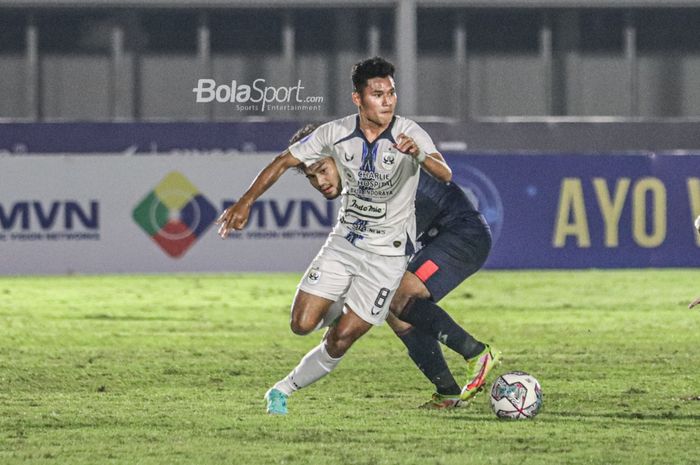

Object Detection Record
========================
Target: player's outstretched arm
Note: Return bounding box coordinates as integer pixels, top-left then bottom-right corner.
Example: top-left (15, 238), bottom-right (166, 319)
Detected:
top-left (394, 133), bottom-right (452, 182)
top-left (216, 150), bottom-right (301, 238)
top-left (419, 151), bottom-right (452, 183)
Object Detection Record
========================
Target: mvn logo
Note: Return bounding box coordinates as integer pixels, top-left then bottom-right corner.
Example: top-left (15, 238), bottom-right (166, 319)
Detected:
top-left (0, 201), bottom-right (98, 230)
top-left (132, 171), bottom-right (216, 258)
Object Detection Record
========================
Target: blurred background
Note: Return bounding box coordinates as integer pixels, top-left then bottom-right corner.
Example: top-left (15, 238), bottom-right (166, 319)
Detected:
top-left (4, 0), bottom-right (700, 121)
top-left (1, 0), bottom-right (699, 275)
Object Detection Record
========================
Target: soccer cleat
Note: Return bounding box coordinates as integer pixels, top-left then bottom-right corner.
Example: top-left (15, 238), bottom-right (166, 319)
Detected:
top-left (460, 345), bottom-right (501, 402)
top-left (419, 393), bottom-right (462, 409)
top-left (264, 388), bottom-right (288, 415)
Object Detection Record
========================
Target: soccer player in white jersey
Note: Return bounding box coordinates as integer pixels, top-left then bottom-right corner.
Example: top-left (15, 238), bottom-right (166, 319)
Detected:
top-left (269, 124), bottom-right (500, 412)
top-left (216, 57), bottom-right (452, 413)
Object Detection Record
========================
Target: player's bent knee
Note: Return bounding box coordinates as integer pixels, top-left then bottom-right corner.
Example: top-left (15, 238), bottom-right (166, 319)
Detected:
top-left (386, 313), bottom-right (412, 334)
top-left (389, 295), bottom-right (410, 316)
top-left (289, 318), bottom-right (316, 336)
top-left (289, 308), bottom-right (324, 335)
top-left (390, 273), bottom-right (430, 316)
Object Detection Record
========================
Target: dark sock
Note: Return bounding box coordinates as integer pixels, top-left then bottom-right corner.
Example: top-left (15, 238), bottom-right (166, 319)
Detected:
top-left (397, 327), bottom-right (461, 396)
top-left (400, 298), bottom-right (486, 360)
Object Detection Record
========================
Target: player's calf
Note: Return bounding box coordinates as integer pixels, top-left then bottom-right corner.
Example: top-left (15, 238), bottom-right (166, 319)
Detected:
top-left (266, 341), bottom-right (343, 415)
top-left (388, 314), bottom-right (462, 399)
top-left (324, 307), bottom-right (373, 358)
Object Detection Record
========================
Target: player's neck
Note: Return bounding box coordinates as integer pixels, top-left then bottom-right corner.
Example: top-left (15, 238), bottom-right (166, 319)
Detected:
top-left (358, 114), bottom-right (390, 144)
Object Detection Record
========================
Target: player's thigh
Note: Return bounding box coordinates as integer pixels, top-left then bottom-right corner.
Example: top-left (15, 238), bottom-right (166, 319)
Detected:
top-left (345, 254), bottom-right (408, 326)
top-left (390, 271), bottom-right (431, 316)
top-left (293, 240), bottom-right (355, 332)
top-left (407, 227), bottom-right (490, 302)
top-left (290, 289), bottom-right (335, 334)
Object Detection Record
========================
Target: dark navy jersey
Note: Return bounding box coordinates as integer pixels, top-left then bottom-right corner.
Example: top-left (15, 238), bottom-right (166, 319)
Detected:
top-left (415, 171), bottom-right (488, 236)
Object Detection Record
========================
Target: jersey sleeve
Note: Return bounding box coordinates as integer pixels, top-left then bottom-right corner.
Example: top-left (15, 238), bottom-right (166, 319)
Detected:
top-left (288, 122), bottom-right (333, 165)
top-left (407, 121), bottom-right (438, 155)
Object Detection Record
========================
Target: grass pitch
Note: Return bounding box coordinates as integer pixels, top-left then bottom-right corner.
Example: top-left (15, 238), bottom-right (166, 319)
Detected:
top-left (1, 270), bottom-right (699, 465)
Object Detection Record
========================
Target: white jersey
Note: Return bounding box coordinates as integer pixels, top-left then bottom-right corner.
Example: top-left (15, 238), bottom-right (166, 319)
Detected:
top-left (289, 114), bottom-right (437, 257)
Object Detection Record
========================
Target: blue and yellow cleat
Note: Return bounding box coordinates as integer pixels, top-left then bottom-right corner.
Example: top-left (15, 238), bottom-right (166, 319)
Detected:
top-left (460, 345), bottom-right (501, 402)
top-left (264, 388), bottom-right (288, 415)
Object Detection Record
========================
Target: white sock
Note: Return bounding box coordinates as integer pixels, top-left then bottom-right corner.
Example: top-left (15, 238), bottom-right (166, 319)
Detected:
top-left (272, 342), bottom-right (343, 396)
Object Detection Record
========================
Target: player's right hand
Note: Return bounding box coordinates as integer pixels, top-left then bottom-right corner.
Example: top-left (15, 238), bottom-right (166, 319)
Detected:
top-left (689, 296), bottom-right (700, 309)
top-left (393, 133), bottom-right (419, 157)
top-left (215, 201), bottom-right (251, 238)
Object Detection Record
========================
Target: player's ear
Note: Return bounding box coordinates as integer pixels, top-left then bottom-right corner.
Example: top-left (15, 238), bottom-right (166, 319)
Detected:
top-left (351, 91), bottom-right (361, 108)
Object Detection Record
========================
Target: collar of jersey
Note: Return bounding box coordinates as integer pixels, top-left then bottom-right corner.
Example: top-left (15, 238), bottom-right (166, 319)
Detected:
top-left (333, 115), bottom-right (397, 147)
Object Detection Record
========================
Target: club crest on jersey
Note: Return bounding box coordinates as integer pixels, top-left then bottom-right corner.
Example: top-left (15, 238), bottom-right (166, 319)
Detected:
top-left (381, 151), bottom-right (396, 170)
top-left (307, 268), bottom-right (321, 285)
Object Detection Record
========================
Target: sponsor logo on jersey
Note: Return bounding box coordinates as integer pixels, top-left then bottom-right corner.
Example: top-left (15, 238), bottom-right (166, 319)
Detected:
top-left (345, 195), bottom-right (387, 220)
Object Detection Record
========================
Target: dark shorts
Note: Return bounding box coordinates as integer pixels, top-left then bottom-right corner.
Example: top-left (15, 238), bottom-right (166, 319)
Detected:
top-left (406, 220), bottom-right (491, 302)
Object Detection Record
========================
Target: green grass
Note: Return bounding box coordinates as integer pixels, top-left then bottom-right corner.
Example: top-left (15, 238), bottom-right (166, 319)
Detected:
top-left (1, 270), bottom-right (699, 465)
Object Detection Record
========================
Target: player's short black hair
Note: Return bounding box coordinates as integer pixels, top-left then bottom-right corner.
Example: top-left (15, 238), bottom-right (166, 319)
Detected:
top-left (351, 56), bottom-right (395, 93)
top-left (289, 123), bottom-right (321, 145)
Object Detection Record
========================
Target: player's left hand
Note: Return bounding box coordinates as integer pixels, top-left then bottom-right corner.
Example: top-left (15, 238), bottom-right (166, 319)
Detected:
top-left (689, 296), bottom-right (700, 309)
top-left (215, 201), bottom-right (251, 238)
top-left (394, 133), bottom-right (420, 157)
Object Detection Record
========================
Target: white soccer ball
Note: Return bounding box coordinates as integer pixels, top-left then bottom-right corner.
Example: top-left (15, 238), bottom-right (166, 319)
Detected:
top-left (694, 215), bottom-right (700, 233)
top-left (489, 371), bottom-right (542, 420)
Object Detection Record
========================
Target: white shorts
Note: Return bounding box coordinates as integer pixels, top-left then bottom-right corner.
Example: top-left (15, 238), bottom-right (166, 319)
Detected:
top-left (298, 234), bottom-right (409, 326)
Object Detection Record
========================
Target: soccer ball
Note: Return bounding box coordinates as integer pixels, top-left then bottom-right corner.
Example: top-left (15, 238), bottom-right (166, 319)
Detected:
top-left (489, 371), bottom-right (542, 420)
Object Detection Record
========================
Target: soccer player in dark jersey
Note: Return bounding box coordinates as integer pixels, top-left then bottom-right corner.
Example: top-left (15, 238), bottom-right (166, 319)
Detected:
top-left (266, 124), bottom-right (500, 411)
